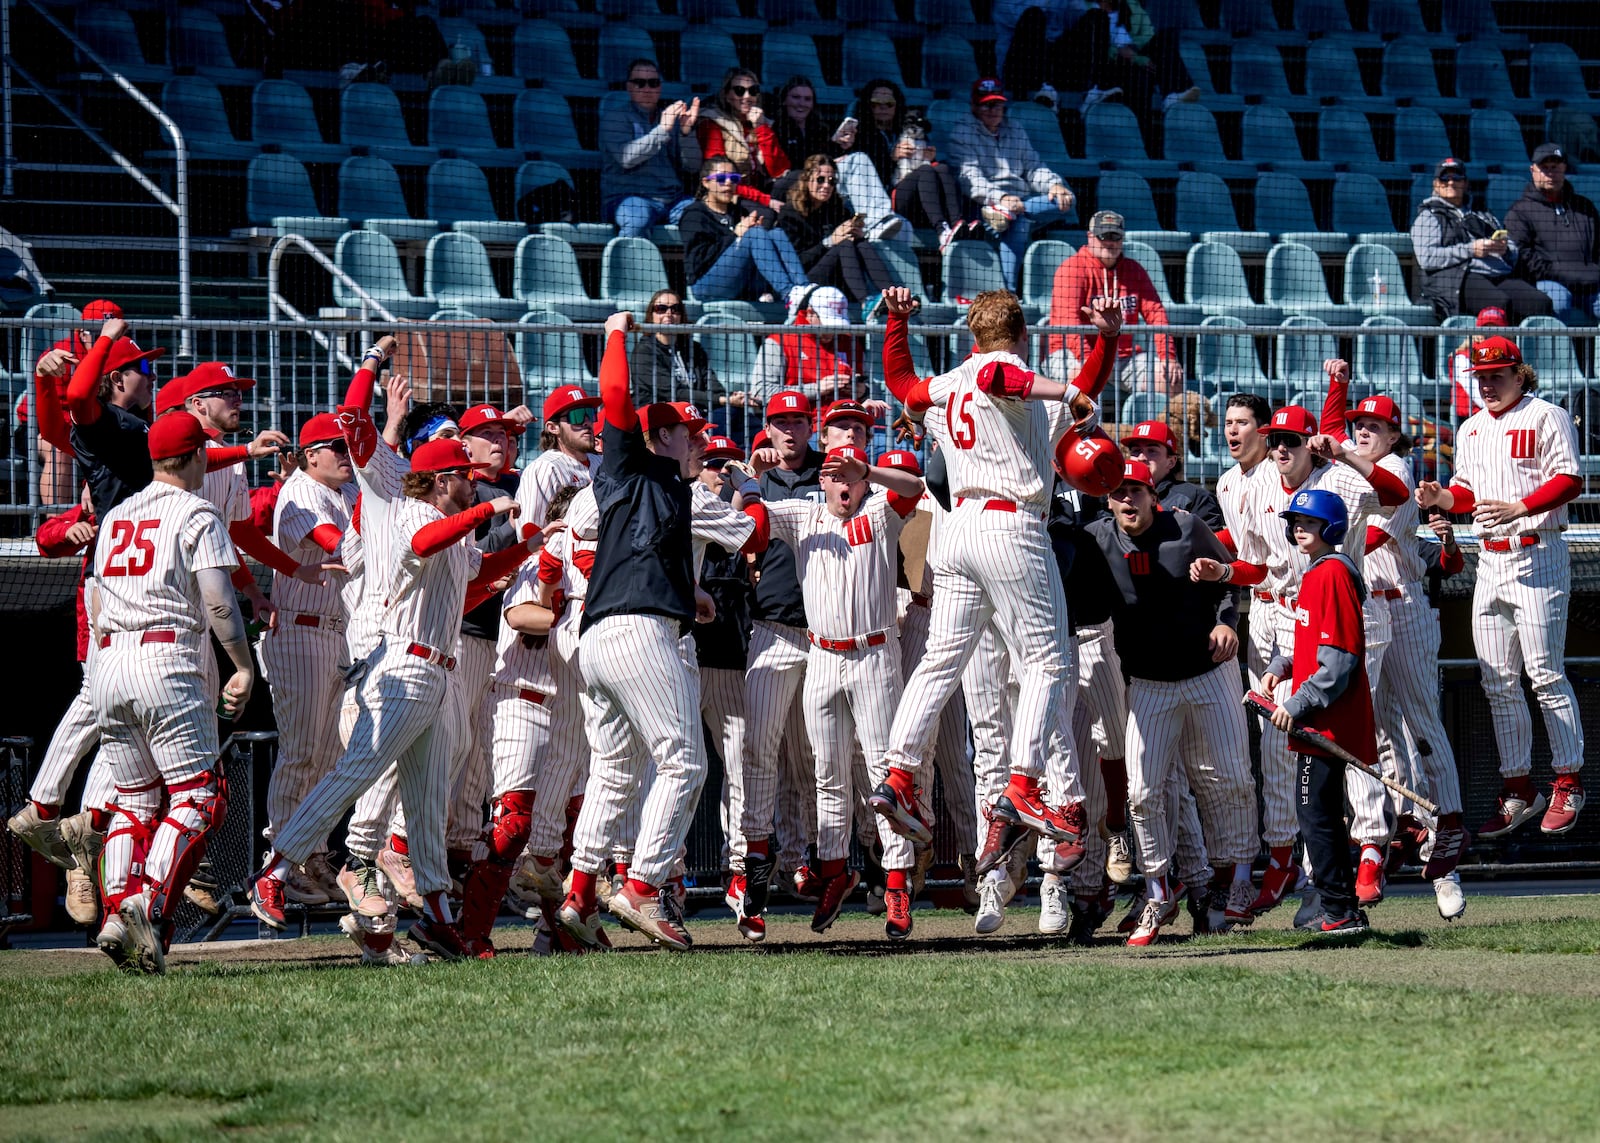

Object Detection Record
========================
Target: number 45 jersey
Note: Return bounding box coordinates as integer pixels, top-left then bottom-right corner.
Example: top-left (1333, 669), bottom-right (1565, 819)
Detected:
top-left (926, 350), bottom-right (1082, 516)
top-left (1453, 393), bottom-right (1581, 540)
top-left (94, 481), bottom-right (238, 635)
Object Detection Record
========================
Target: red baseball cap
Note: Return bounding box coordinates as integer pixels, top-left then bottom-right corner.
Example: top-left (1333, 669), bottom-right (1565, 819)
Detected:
top-left (1119, 460), bottom-right (1156, 489)
top-left (877, 448), bottom-right (921, 474)
top-left (752, 429), bottom-right (771, 451)
top-left (460, 403), bottom-right (524, 436)
top-left (1475, 306), bottom-right (1509, 327)
top-left (642, 401), bottom-right (709, 435)
top-left (299, 412), bottom-right (345, 448)
top-left (1350, 394), bottom-right (1401, 427)
top-left (1469, 335), bottom-right (1523, 372)
top-left (409, 438), bottom-right (490, 474)
top-left (765, 390), bottom-right (813, 420)
top-left (81, 299), bottom-right (123, 322)
top-left (156, 361), bottom-right (255, 413)
top-left (1120, 420), bottom-right (1179, 453)
top-left (703, 435), bottom-right (745, 461)
top-left (103, 338), bottom-right (166, 377)
top-left (971, 77), bottom-right (1007, 105)
top-left (147, 411), bottom-right (209, 460)
top-left (542, 385), bottom-right (601, 423)
top-left (823, 445), bottom-right (868, 468)
top-left (1259, 405), bottom-right (1317, 436)
top-left (822, 399), bottom-right (874, 429)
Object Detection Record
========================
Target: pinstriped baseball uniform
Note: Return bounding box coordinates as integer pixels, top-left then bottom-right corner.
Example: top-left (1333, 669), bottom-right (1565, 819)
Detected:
top-left (487, 563), bottom-right (558, 797)
top-left (1217, 460), bottom-right (1275, 690)
top-left (898, 591), bottom-right (978, 855)
top-left (31, 659), bottom-right (101, 806)
top-left (200, 438), bottom-right (250, 524)
top-left (516, 449), bottom-right (598, 538)
top-left (1452, 394), bottom-right (1584, 777)
top-left (1075, 621), bottom-right (1127, 761)
top-left (962, 624), bottom-right (1016, 814)
top-left (259, 468), bottom-right (356, 843)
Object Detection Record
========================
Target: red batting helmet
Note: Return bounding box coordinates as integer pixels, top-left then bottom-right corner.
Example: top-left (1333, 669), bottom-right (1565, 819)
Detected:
top-left (1054, 427), bottom-right (1123, 497)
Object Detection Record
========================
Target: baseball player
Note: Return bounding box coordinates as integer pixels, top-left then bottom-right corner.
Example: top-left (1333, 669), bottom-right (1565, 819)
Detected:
top-left (1119, 419), bottom-right (1223, 529)
top-left (252, 433), bottom-right (537, 961)
top-left (1416, 335), bottom-right (1584, 837)
top-left (516, 384), bottom-right (602, 530)
top-left (1260, 489), bottom-right (1377, 936)
top-left (89, 411), bottom-right (251, 974)
top-left (872, 286), bottom-right (1119, 861)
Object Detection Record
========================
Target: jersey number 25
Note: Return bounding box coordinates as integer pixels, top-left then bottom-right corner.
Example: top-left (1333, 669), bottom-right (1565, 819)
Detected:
top-left (948, 392), bottom-right (976, 450)
top-left (102, 519), bottom-right (158, 577)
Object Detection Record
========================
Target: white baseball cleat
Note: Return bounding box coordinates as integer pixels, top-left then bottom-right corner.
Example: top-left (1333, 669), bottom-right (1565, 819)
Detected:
top-left (96, 913), bottom-right (133, 972)
top-left (1433, 872), bottom-right (1466, 921)
top-left (1038, 872), bottom-right (1070, 935)
top-left (1104, 831), bottom-right (1134, 885)
top-left (339, 914), bottom-right (424, 965)
top-left (7, 803), bottom-right (73, 869)
top-left (118, 892), bottom-right (166, 975)
top-left (974, 873), bottom-right (1010, 935)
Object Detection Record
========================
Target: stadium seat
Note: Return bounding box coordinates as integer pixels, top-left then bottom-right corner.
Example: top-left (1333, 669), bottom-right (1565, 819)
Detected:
top-left (1530, 44), bottom-right (1599, 108)
top-left (456, 0), bottom-right (523, 26)
top-left (922, 34), bottom-right (979, 99)
top-left (1096, 171), bottom-right (1189, 254)
top-left (429, 87), bottom-right (519, 169)
top-left (1304, 41), bottom-right (1384, 112)
top-left (435, 20), bottom-right (520, 95)
top-left (695, 314), bottom-right (761, 389)
top-left (680, 28), bottom-right (742, 92)
top-left (599, 27), bottom-right (660, 86)
top-left (837, 0), bottom-right (898, 29)
top-left (1176, 172), bottom-right (1270, 256)
top-left (1470, 109), bottom-right (1529, 170)
top-left (513, 90), bottom-right (600, 170)
top-left (21, 304), bottom-right (80, 393)
top-left (1240, 106), bottom-right (1324, 178)
top-left (424, 232), bottom-right (526, 319)
top-left (877, 242), bottom-right (957, 324)
top-left (338, 156), bottom-right (439, 242)
top-left (1163, 104), bottom-right (1253, 178)
top-left (1440, 0), bottom-right (1500, 37)
top-left (1381, 39), bottom-right (1452, 110)
top-left (1331, 173), bottom-right (1410, 254)
top-left (1456, 43), bottom-right (1531, 112)
top-left (1317, 107), bottom-right (1391, 178)
top-left (1486, 173), bottom-right (1524, 221)
top-left (1022, 240), bottom-right (1073, 312)
top-left (1367, 0), bottom-right (1427, 37)
top-left (1518, 315), bottom-right (1588, 392)
top-left (334, 230), bottom-right (436, 319)
top-left (513, 234), bottom-right (615, 321)
top-left (519, 307), bottom-right (595, 386)
top-left (1007, 102), bottom-right (1081, 189)
top-left (761, 0), bottom-right (840, 35)
top-left (1120, 392), bottom-right (1168, 425)
top-left (159, 77), bottom-right (256, 160)
top-left (761, 33), bottom-right (849, 104)
top-left (530, 0), bottom-right (605, 31)
top-left (171, 8), bottom-right (258, 84)
top-left (76, 7), bottom-right (169, 83)
top-left (684, 0), bottom-right (768, 35)
top-left (942, 242), bottom-right (1007, 305)
top-left (252, 80), bottom-right (347, 164)
top-left (1083, 103), bottom-right (1178, 177)
top-left (1344, 243), bottom-right (1435, 324)
top-left (1222, 0), bottom-right (1282, 38)
top-left (1177, 40), bottom-right (1230, 106)
top-left (427, 159), bottom-right (526, 244)
top-left (1291, 0), bottom-right (1351, 35)
top-left (1122, 239), bottom-right (1204, 325)
top-left (603, 237), bottom-right (674, 315)
top-left (245, 153), bottom-right (350, 240)
top-left (1194, 316), bottom-right (1274, 399)
top-left (1393, 107), bottom-right (1453, 174)
top-left (1228, 41), bottom-right (1294, 105)
top-left (843, 31), bottom-right (930, 104)
top-left (598, 0), bottom-right (684, 32)
top-left (1254, 172), bottom-right (1351, 255)
top-left (512, 22), bottom-right (589, 96)
top-left (1275, 315), bottom-right (1338, 389)
top-left (915, 0), bottom-right (983, 36)
top-left (1265, 243), bottom-right (1364, 324)
top-left (341, 83), bottom-right (437, 166)
top-left (1355, 314), bottom-right (1426, 391)
top-left (1185, 242), bottom-right (1284, 323)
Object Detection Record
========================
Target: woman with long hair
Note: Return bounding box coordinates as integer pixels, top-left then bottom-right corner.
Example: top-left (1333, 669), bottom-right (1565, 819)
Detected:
top-left (680, 156), bottom-right (813, 303)
top-left (696, 68), bottom-right (789, 208)
top-left (777, 154), bottom-right (898, 306)
top-left (852, 79), bottom-right (972, 240)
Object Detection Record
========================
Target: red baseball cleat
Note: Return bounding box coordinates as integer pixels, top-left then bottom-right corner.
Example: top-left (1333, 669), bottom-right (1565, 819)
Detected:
top-left (810, 868), bottom-right (860, 934)
top-left (991, 777), bottom-right (1082, 842)
top-left (1248, 862), bottom-right (1300, 916)
top-left (408, 915), bottom-right (470, 961)
top-left (1541, 774), bottom-right (1585, 836)
top-left (1355, 856), bottom-right (1384, 906)
top-left (975, 807), bottom-right (1029, 875)
top-left (884, 887), bottom-right (912, 941)
top-left (1422, 820), bottom-right (1469, 881)
top-left (250, 871), bottom-right (288, 931)
top-left (869, 771), bottom-right (933, 845)
top-left (1477, 785), bottom-right (1547, 839)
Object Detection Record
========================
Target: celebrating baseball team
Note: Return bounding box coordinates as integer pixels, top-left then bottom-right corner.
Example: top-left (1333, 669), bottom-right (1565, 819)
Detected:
top-left (6, 280), bottom-right (1587, 972)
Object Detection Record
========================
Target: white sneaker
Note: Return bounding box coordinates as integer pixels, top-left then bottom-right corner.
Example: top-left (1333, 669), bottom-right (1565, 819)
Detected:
top-left (1039, 872), bottom-right (1070, 934)
top-left (1434, 872), bottom-right (1466, 921)
top-left (1104, 831), bottom-right (1134, 884)
top-left (339, 914), bottom-right (422, 966)
top-left (868, 214), bottom-right (903, 242)
top-left (284, 864), bottom-right (331, 906)
top-left (96, 913), bottom-right (132, 971)
top-left (1080, 85), bottom-right (1122, 111)
top-left (975, 876), bottom-right (1007, 935)
top-left (65, 868), bottom-right (98, 926)
top-left (1293, 887), bottom-right (1324, 930)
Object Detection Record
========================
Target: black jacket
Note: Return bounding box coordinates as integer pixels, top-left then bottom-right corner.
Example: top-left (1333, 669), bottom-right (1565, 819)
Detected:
top-left (1049, 481), bottom-right (1111, 631)
top-left (629, 333), bottom-right (720, 408)
top-left (749, 449), bottom-right (825, 628)
top-left (774, 115), bottom-right (841, 172)
top-left (72, 401), bottom-right (151, 521)
top-left (1413, 195), bottom-right (1515, 319)
top-left (693, 481), bottom-right (755, 669)
top-left (1505, 181), bottom-right (1600, 294)
top-left (1154, 474), bottom-right (1223, 532)
top-left (776, 196), bottom-right (853, 272)
top-left (681, 199), bottom-right (762, 286)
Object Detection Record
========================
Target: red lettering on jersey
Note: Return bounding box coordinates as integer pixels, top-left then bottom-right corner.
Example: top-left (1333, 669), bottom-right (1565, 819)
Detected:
top-left (948, 391), bottom-right (977, 450)
top-left (102, 519), bottom-right (159, 577)
top-left (846, 515), bottom-right (875, 546)
top-left (1506, 428), bottom-right (1535, 459)
top-left (1126, 550), bottom-right (1150, 576)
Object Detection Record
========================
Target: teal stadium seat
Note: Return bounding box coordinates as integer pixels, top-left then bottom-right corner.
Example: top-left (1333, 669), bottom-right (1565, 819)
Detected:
top-left (513, 22), bottom-right (589, 96)
top-left (1305, 41), bottom-right (1384, 112)
top-left (1265, 243), bottom-right (1364, 325)
top-left (253, 80), bottom-right (347, 164)
top-left (877, 243), bottom-right (957, 325)
top-left (1393, 108), bottom-right (1453, 174)
top-left (172, 8), bottom-right (258, 84)
top-left (597, 0), bottom-right (684, 33)
top-left (1194, 316), bottom-right (1275, 401)
top-left (1176, 171), bottom-right (1270, 256)
top-left (77, 7), bottom-right (168, 83)
top-left (843, 31), bottom-right (930, 105)
top-left (430, 86), bottom-right (519, 169)
top-left (1163, 103), bottom-right (1254, 178)
top-left (599, 27), bottom-right (660, 86)
top-left (1317, 107), bottom-right (1391, 178)
top-left (425, 232), bottom-right (526, 319)
top-left (341, 84), bottom-right (437, 166)
top-left (1332, 173), bottom-right (1410, 254)
top-left (1355, 314), bottom-right (1426, 391)
top-left (1382, 39), bottom-right (1454, 111)
top-left (1518, 315), bottom-right (1588, 393)
top-left (680, 28), bottom-right (742, 92)
top-left (1122, 239), bottom-right (1204, 325)
top-left (685, 0), bottom-right (767, 36)
top-left (604, 237), bottom-right (675, 316)
top-left (1275, 315), bottom-right (1339, 390)
top-left (159, 77), bottom-right (256, 160)
top-left (1344, 244), bottom-right (1435, 324)
top-left (1456, 43), bottom-right (1534, 114)
top-left (922, 34), bottom-right (979, 99)
top-left (514, 234), bottom-right (616, 321)
top-left (1022, 240), bottom-right (1074, 312)
top-left (514, 90), bottom-right (600, 171)
top-left (1008, 102), bottom-right (1081, 190)
top-left (1291, 0), bottom-right (1351, 35)
top-left (1530, 44), bottom-right (1600, 108)
top-left (695, 314), bottom-right (761, 391)
top-left (427, 159), bottom-right (527, 244)
top-left (1185, 242), bottom-right (1284, 323)
top-left (334, 230), bottom-right (436, 319)
top-left (1254, 172), bottom-right (1350, 255)
top-left (762, 33), bottom-right (850, 104)
top-left (520, 308), bottom-right (596, 386)
top-left (1228, 41), bottom-right (1295, 106)
top-left (1241, 105), bottom-right (1325, 178)
top-left (1095, 171), bottom-right (1189, 254)
top-left (1084, 103), bottom-right (1177, 177)
top-left (246, 154), bottom-right (350, 240)
top-left (435, 19), bottom-right (521, 95)
top-left (339, 155), bottom-right (439, 242)
top-left (1470, 109), bottom-right (1529, 170)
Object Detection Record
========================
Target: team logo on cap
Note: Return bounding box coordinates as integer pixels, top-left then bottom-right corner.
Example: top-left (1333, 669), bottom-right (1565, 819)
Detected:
top-left (1137, 424), bottom-right (1153, 436)
top-left (484, 406), bottom-right (501, 418)
top-left (685, 404), bottom-right (702, 419)
top-left (1275, 412), bottom-right (1290, 426)
top-left (781, 395), bottom-right (800, 409)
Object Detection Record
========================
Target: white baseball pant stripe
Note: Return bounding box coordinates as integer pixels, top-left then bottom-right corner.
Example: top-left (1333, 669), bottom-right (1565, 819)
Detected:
top-left (609, 636), bottom-right (701, 870)
top-left (1169, 773), bottom-right (1211, 887)
top-left (1344, 597), bottom-right (1394, 847)
top-left (901, 600), bottom-right (978, 854)
top-left (774, 697), bottom-right (817, 870)
top-left (1471, 539), bottom-right (1584, 776)
top-left (738, 620), bottom-right (809, 856)
top-left (701, 666), bottom-right (746, 871)
top-left (30, 665), bottom-right (100, 806)
top-left (526, 608), bottom-right (590, 858)
top-left (1379, 590), bottom-right (1463, 818)
top-left (962, 623), bottom-right (1015, 816)
top-left (1066, 697), bottom-right (1108, 893)
top-left (886, 505), bottom-right (1071, 782)
top-left (1125, 663), bottom-right (1257, 880)
top-left (275, 640), bottom-right (452, 895)
top-left (489, 681), bottom-right (551, 795)
top-left (259, 624), bottom-right (346, 843)
top-left (336, 662), bottom-right (397, 862)
top-left (570, 615), bottom-right (705, 887)
top-left (1037, 637), bottom-right (1086, 871)
top-left (386, 662), bottom-right (467, 847)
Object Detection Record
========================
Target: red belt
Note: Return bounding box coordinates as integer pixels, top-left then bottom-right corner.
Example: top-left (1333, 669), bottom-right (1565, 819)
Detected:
top-left (290, 613), bottom-right (344, 631)
top-left (808, 630), bottom-right (889, 652)
top-left (1253, 591), bottom-right (1274, 603)
top-left (407, 642), bottom-right (457, 670)
top-left (518, 688), bottom-right (548, 705)
top-left (98, 629), bottom-right (177, 649)
top-left (1372, 587), bottom-right (1403, 600)
top-left (1483, 534), bottom-right (1540, 553)
top-left (909, 592), bottom-right (931, 609)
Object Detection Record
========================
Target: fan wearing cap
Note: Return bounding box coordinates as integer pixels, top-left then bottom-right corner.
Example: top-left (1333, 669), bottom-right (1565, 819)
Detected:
top-left (1504, 143), bottom-right (1600, 325)
top-left (516, 384), bottom-right (602, 530)
top-left (253, 434), bottom-right (539, 963)
top-left (1413, 157), bottom-right (1551, 324)
top-left (1119, 420), bottom-right (1222, 530)
top-left (741, 443), bottom-right (925, 939)
top-left (87, 411), bottom-right (250, 973)
top-left (749, 286), bottom-right (865, 404)
top-left (1417, 335), bottom-right (1586, 840)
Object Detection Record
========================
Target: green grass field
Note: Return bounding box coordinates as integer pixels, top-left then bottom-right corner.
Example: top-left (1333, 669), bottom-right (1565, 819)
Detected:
top-left (3, 891), bottom-right (1599, 1142)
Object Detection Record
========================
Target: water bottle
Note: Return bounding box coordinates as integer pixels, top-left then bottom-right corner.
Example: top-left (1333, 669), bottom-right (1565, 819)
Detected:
top-left (1369, 270), bottom-right (1387, 309)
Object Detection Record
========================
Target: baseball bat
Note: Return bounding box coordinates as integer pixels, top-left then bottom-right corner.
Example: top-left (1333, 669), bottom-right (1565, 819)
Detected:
top-left (1242, 691), bottom-right (1439, 814)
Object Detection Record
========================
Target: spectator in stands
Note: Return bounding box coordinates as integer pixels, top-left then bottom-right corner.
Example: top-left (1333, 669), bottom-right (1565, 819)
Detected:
top-left (772, 77), bottom-right (906, 241)
top-left (749, 285), bottom-right (866, 403)
top-left (1413, 157), bottom-right (1552, 324)
top-left (1047, 210), bottom-right (1178, 397)
top-left (1076, 0), bottom-right (1199, 119)
top-left (680, 157), bottom-right (813, 304)
top-left (601, 59), bottom-right (700, 239)
top-left (1505, 144), bottom-right (1600, 325)
top-left (1446, 305), bottom-right (1510, 420)
top-left (994, 0), bottom-right (1087, 96)
top-left (851, 80), bottom-right (974, 244)
top-left (950, 79), bottom-right (1075, 290)
top-left (777, 155), bottom-right (899, 310)
top-left (697, 68), bottom-right (789, 211)
top-left (630, 288), bottom-right (726, 413)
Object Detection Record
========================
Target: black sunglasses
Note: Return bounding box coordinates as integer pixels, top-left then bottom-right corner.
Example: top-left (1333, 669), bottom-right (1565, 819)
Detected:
top-left (629, 76), bottom-right (662, 88)
top-left (652, 302), bottom-right (686, 314)
top-left (728, 83), bottom-right (761, 97)
top-left (811, 174), bottom-right (837, 185)
top-left (307, 438), bottom-right (350, 456)
top-left (1266, 432), bottom-right (1306, 450)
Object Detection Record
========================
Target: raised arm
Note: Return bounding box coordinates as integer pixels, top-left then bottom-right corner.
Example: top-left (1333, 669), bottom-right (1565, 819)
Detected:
top-left (64, 320), bottom-right (123, 425)
top-left (1319, 358), bottom-right (1351, 441)
top-left (599, 313), bottom-right (638, 431)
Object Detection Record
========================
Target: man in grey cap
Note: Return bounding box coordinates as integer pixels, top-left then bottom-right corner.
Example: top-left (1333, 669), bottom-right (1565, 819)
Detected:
top-left (1412, 157), bottom-right (1552, 322)
top-left (1505, 143), bottom-right (1600, 325)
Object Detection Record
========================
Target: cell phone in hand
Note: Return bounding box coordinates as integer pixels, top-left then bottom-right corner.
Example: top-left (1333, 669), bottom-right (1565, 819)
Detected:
top-left (1491, 229), bottom-right (1508, 241)
top-left (832, 116), bottom-right (858, 143)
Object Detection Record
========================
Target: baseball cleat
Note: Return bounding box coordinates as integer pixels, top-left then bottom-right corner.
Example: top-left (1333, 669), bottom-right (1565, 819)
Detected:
top-left (1541, 774), bottom-right (1584, 835)
top-left (118, 892), bottom-right (167, 975)
top-left (1355, 856), bottom-right (1385, 906)
top-left (1293, 888), bottom-right (1324, 930)
top-left (408, 916), bottom-right (470, 961)
top-left (338, 858), bottom-right (392, 919)
top-left (725, 875), bottom-right (766, 942)
top-left (184, 859), bottom-right (226, 916)
top-left (376, 845), bottom-right (424, 910)
top-left (1222, 878), bottom-right (1256, 926)
top-left (1249, 862), bottom-right (1301, 916)
top-left (809, 869), bottom-right (860, 934)
top-left (250, 872), bottom-right (289, 931)
top-left (790, 863), bottom-right (822, 904)
top-left (65, 868), bottom-right (99, 927)
top-left (339, 914), bottom-right (423, 966)
top-left (958, 853), bottom-right (981, 914)
top-left (304, 852), bottom-right (343, 902)
top-left (744, 849), bottom-right (776, 916)
top-left (58, 811), bottom-right (105, 876)
top-left (1104, 829), bottom-right (1134, 884)
top-left (284, 864), bottom-right (332, 906)
top-left (7, 804), bottom-right (73, 869)
top-left (990, 780), bottom-right (1082, 843)
top-left (1067, 882), bottom-right (1117, 946)
top-left (556, 893), bottom-right (613, 950)
top-left (611, 882), bottom-right (692, 951)
top-left (974, 809), bottom-right (1029, 876)
top-left (1422, 822), bottom-right (1468, 881)
top-left (911, 844), bottom-right (933, 899)
top-left (1433, 872), bottom-right (1466, 921)
top-left (1477, 787), bottom-right (1547, 839)
top-left (96, 913), bottom-right (134, 973)
top-left (868, 775), bottom-right (933, 846)
top-left (1316, 908), bottom-right (1370, 937)
top-left (1126, 896), bottom-right (1169, 947)
top-left (884, 887), bottom-right (912, 941)
top-left (974, 874), bottom-right (1011, 935)
top-left (1038, 872), bottom-right (1070, 935)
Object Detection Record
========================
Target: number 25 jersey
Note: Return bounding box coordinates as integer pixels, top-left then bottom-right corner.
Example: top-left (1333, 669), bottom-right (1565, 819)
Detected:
top-left (94, 481), bottom-right (238, 636)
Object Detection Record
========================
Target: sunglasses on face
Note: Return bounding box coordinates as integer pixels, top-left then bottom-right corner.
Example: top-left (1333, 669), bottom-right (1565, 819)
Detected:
top-left (811, 174), bottom-right (837, 185)
top-left (307, 439), bottom-right (351, 456)
top-left (562, 408), bottom-right (596, 426)
top-left (1470, 345), bottom-right (1518, 367)
top-left (194, 387), bottom-right (242, 402)
top-left (629, 75), bottom-right (662, 87)
top-left (1096, 233), bottom-right (1124, 242)
top-left (125, 359), bottom-right (154, 377)
top-left (706, 172), bottom-right (742, 184)
top-left (1437, 173), bottom-right (1467, 183)
top-left (1266, 432), bottom-right (1306, 450)
top-left (728, 83), bottom-right (760, 97)
top-left (652, 302), bottom-right (686, 314)
top-left (705, 458), bottom-right (728, 470)
top-left (870, 96), bottom-right (896, 106)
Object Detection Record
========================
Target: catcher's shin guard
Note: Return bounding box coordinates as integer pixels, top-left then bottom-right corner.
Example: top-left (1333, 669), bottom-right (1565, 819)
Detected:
top-left (459, 790), bottom-right (533, 943)
top-left (101, 785), bottom-right (159, 913)
top-left (146, 769), bottom-right (228, 924)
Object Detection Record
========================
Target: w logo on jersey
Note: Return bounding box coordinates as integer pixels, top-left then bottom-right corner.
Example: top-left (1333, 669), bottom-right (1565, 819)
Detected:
top-left (1126, 551), bottom-right (1151, 576)
top-left (844, 515), bottom-right (875, 546)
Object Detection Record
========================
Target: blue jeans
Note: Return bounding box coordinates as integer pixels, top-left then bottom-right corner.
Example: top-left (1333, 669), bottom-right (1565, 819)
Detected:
top-left (1535, 279), bottom-right (1600, 325)
top-left (995, 195), bottom-right (1065, 289)
top-left (691, 227), bottom-right (811, 301)
top-left (608, 195), bottom-right (692, 239)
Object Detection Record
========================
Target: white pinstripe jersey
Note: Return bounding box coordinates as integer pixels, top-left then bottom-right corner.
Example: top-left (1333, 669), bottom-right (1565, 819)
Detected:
top-left (379, 498), bottom-right (483, 650)
top-left (494, 562), bottom-right (557, 691)
top-left (924, 351), bottom-right (1079, 515)
top-left (271, 468), bottom-right (357, 616)
top-left (338, 523), bottom-right (366, 625)
top-left (346, 443), bottom-right (409, 658)
top-left (1216, 459), bottom-right (1262, 550)
top-left (93, 481), bottom-right (237, 635)
top-left (691, 481), bottom-right (755, 571)
top-left (1452, 393), bottom-right (1581, 538)
top-left (1237, 460), bottom-right (1385, 597)
top-left (201, 438), bottom-right (249, 523)
top-left (517, 448), bottom-right (599, 528)
top-left (1359, 451), bottom-right (1423, 589)
top-left (765, 493), bottom-right (905, 640)
top-left (560, 484), bottom-right (599, 600)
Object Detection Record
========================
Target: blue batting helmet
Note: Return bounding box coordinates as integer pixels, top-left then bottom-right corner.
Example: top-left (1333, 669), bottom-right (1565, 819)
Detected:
top-left (1283, 488), bottom-right (1348, 545)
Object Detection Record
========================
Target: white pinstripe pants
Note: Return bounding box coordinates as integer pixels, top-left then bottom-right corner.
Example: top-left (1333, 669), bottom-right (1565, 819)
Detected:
top-left (701, 666), bottom-right (747, 871)
top-left (1262, 604), bottom-right (1302, 848)
top-left (1378, 590), bottom-right (1462, 818)
top-left (1037, 635), bottom-right (1087, 870)
top-left (31, 663), bottom-right (101, 806)
top-left (901, 599), bottom-right (978, 853)
top-left (774, 696), bottom-right (817, 869)
top-left (1342, 597), bottom-right (1394, 846)
top-left (1125, 662), bottom-right (1256, 879)
top-left (570, 615), bottom-right (705, 887)
top-left (259, 624), bottom-right (346, 843)
top-left (1065, 697), bottom-right (1108, 892)
top-left (385, 660), bottom-right (466, 847)
top-left (444, 633), bottom-right (496, 850)
top-left (962, 624), bottom-right (1016, 811)
top-left (738, 620), bottom-right (810, 854)
top-left (1076, 622), bottom-right (1127, 761)
top-left (886, 505), bottom-right (1070, 781)
top-left (526, 607), bottom-right (590, 857)
top-left (489, 680), bottom-right (551, 796)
